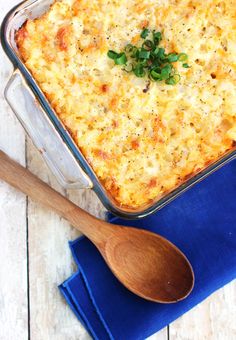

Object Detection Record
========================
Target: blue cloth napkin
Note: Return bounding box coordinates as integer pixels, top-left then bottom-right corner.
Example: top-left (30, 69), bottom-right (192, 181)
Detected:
top-left (59, 160), bottom-right (236, 340)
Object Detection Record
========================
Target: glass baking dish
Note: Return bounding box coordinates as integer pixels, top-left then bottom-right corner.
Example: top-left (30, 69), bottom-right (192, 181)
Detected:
top-left (1, 0), bottom-right (236, 219)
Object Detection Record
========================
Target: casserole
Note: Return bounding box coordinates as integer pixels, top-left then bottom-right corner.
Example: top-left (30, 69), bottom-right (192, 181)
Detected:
top-left (1, 0), bottom-right (236, 218)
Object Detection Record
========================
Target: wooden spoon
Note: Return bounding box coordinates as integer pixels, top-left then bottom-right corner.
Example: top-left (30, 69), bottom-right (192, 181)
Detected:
top-left (0, 150), bottom-right (194, 303)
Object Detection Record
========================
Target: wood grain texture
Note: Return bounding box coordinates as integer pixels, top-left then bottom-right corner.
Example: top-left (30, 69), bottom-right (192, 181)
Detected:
top-left (0, 148), bottom-right (194, 304)
top-left (27, 140), bottom-right (89, 340)
top-left (0, 149), bottom-right (194, 304)
top-left (0, 0), bottom-right (235, 339)
top-left (147, 328), bottom-right (168, 340)
top-left (0, 149), bottom-right (110, 242)
top-left (0, 0), bottom-right (28, 337)
top-left (0, 112), bottom-right (28, 340)
top-left (170, 282), bottom-right (236, 340)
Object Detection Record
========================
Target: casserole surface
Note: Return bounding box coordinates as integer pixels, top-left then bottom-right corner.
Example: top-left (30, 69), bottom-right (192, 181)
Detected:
top-left (16, 0), bottom-right (236, 209)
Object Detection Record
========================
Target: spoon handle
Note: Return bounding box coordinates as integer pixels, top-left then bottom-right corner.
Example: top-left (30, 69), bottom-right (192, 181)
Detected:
top-left (0, 150), bottom-right (112, 244)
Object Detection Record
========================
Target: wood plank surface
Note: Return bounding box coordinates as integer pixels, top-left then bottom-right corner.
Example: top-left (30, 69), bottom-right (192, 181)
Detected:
top-left (170, 282), bottom-right (236, 340)
top-left (0, 1), bottom-right (28, 337)
top-left (0, 1), bottom-right (235, 340)
top-left (27, 139), bottom-right (90, 340)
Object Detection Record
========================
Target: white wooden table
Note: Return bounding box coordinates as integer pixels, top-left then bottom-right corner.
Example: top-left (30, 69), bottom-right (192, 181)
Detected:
top-left (0, 1), bottom-right (235, 339)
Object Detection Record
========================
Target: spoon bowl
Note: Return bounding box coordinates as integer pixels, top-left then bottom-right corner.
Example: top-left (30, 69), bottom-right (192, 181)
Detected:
top-left (0, 150), bottom-right (194, 303)
top-left (104, 227), bottom-right (194, 302)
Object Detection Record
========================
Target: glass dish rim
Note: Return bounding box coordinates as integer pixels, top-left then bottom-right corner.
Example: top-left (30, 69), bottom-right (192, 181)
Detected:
top-left (1, 0), bottom-right (236, 219)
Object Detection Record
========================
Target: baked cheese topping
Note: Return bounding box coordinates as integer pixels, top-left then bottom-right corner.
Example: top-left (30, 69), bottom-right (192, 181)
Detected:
top-left (17, 0), bottom-right (236, 209)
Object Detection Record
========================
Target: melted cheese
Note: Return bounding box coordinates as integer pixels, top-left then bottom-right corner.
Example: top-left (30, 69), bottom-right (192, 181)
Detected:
top-left (17, 0), bottom-right (236, 209)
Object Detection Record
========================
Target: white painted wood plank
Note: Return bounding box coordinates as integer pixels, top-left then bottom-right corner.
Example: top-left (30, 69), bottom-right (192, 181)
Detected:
top-left (0, 0), bottom-right (28, 337)
top-left (147, 328), bottom-right (168, 340)
top-left (27, 140), bottom-right (93, 340)
top-left (169, 281), bottom-right (236, 340)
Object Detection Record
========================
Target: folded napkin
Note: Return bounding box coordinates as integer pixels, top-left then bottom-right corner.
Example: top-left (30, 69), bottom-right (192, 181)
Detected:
top-left (59, 160), bottom-right (236, 340)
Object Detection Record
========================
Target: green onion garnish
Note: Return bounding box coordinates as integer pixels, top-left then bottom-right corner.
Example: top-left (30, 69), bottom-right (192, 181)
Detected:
top-left (150, 47), bottom-right (159, 57)
top-left (107, 50), bottom-right (127, 65)
top-left (114, 52), bottom-right (127, 65)
top-left (138, 49), bottom-right (151, 59)
top-left (107, 50), bottom-right (118, 59)
top-left (165, 74), bottom-right (180, 85)
top-left (142, 40), bottom-right (154, 51)
top-left (178, 53), bottom-right (188, 61)
top-left (150, 68), bottom-right (162, 81)
top-left (161, 64), bottom-right (172, 80)
top-left (153, 31), bottom-right (162, 45)
top-left (141, 28), bottom-right (149, 39)
top-left (133, 64), bottom-right (146, 77)
top-left (125, 44), bottom-right (134, 53)
top-left (167, 53), bottom-right (179, 62)
top-left (182, 63), bottom-right (191, 68)
top-left (157, 47), bottom-right (166, 60)
top-left (107, 29), bottom-right (190, 85)
top-left (123, 63), bottom-right (133, 73)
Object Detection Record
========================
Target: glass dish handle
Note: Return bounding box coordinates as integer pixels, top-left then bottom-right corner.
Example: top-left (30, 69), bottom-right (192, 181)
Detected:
top-left (4, 70), bottom-right (92, 189)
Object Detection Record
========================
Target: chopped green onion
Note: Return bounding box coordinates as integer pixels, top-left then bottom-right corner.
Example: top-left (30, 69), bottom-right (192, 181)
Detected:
top-left (151, 66), bottom-right (162, 74)
top-left (107, 28), bottom-right (190, 85)
top-left (157, 47), bottom-right (166, 60)
top-left (182, 63), bottom-right (191, 68)
top-left (108, 50), bottom-right (127, 65)
top-left (153, 31), bottom-right (162, 45)
top-left (167, 53), bottom-right (179, 62)
top-left (125, 44), bottom-right (134, 53)
top-left (142, 40), bottom-right (154, 51)
top-left (141, 28), bottom-right (149, 39)
top-left (131, 46), bottom-right (138, 58)
top-left (133, 64), bottom-right (145, 77)
top-left (165, 74), bottom-right (181, 85)
top-left (151, 47), bottom-right (159, 56)
top-left (107, 50), bottom-right (118, 59)
top-left (161, 64), bottom-right (172, 79)
top-left (123, 63), bottom-right (133, 72)
top-left (150, 68), bottom-right (162, 81)
top-left (114, 52), bottom-right (127, 65)
top-left (138, 49), bottom-right (151, 59)
top-left (178, 53), bottom-right (188, 61)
